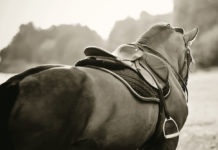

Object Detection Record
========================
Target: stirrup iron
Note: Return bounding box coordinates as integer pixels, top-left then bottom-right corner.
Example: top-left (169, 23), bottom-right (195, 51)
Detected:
top-left (163, 117), bottom-right (180, 139)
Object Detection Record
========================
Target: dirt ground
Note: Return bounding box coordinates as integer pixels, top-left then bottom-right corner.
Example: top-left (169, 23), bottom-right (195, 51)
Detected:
top-left (177, 69), bottom-right (218, 150)
top-left (1, 69), bottom-right (218, 150)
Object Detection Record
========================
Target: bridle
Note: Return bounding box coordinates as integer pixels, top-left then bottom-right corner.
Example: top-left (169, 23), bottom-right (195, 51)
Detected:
top-left (179, 44), bottom-right (193, 88)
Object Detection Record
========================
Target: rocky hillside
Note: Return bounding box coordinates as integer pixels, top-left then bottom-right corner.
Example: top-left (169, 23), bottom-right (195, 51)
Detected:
top-left (107, 11), bottom-right (171, 50)
top-left (173, 0), bottom-right (218, 67)
top-left (0, 23), bottom-right (104, 72)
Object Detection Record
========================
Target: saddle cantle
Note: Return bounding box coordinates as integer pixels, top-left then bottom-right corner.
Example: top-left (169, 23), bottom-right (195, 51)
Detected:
top-left (84, 46), bottom-right (116, 58)
top-left (76, 44), bottom-right (170, 102)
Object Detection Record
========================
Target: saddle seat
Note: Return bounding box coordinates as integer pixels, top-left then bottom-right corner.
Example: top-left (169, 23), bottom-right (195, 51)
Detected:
top-left (77, 44), bottom-right (170, 101)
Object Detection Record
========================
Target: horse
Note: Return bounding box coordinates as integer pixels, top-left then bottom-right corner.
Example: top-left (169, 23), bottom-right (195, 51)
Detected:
top-left (0, 24), bottom-right (198, 150)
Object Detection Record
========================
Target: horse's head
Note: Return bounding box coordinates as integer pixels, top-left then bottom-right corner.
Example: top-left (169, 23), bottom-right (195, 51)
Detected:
top-left (136, 24), bottom-right (198, 83)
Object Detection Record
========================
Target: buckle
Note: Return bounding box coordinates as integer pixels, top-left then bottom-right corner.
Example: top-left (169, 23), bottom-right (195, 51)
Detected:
top-left (163, 117), bottom-right (180, 139)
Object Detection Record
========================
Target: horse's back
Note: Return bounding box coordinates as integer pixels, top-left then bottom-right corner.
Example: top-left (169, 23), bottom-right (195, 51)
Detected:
top-left (6, 66), bottom-right (159, 150)
top-left (7, 67), bottom-right (95, 150)
top-left (75, 67), bottom-right (159, 149)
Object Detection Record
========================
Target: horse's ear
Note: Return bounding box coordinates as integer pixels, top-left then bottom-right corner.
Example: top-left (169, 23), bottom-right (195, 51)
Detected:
top-left (184, 28), bottom-right (199, 45)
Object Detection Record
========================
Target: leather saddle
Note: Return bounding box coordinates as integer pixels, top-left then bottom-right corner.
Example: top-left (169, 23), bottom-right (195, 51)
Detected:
top-left (84, 44), bottom-right (169, 91)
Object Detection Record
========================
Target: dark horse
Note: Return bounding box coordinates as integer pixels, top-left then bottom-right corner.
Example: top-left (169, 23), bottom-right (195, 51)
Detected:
top-left (0, 24), bottom-right (198, 150)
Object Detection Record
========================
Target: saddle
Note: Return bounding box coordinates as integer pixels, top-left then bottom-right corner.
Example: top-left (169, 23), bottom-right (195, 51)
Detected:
top-left (77, 44), bottom-right (181, 141)
top-left (76, 44), bottom-right (170, 102)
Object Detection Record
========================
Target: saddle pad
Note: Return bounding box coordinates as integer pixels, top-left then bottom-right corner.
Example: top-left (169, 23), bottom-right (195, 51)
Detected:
top-left (76, 58), bottom-right (169, 100)
top-left (112, 68), bottom-right (158, 98)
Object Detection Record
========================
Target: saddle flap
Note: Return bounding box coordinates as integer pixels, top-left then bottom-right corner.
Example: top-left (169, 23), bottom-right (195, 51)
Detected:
top-left (137, 53), bottom-right (169, 89)
top-left (84, 46), bottom-right (116, 58)
top-left (141, 53), bottom-right (169, 82)
top-left (112, 44), bottom-right (144, 61)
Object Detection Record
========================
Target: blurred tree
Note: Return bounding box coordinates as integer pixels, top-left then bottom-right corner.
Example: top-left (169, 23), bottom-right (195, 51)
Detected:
top-left (107, 17), bottom-right (139, 50)
top-left (195, 25), bottom-right (218, 67)
top-left (174, 0), bottom-right (218, 33)
top-left (173, 0), bottom-right (218, 67)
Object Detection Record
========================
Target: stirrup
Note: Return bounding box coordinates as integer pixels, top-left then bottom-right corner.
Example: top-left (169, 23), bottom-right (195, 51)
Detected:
top-left (163, 117), bottom-right (180, 139)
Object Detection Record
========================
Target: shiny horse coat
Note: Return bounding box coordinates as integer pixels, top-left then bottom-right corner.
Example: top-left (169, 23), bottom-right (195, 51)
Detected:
top-left (0, 24), bottom-right (198, 150)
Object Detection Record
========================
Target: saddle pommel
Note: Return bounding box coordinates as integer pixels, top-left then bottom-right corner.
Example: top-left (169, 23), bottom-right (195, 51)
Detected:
top-left (112, 44), bottom-right (144, 61)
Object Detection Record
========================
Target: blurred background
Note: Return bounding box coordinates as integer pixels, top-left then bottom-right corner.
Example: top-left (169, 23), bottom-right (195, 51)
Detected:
top-left (0, 0), bottom-right (217, 149)
top-left (1, 0), bottom-right (218, 72)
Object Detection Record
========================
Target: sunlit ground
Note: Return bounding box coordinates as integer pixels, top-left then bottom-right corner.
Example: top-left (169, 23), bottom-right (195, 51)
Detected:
top-left (177, 68), bottom-right (218, 150)
top-left (1, 68), bottom-right (218, 149)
